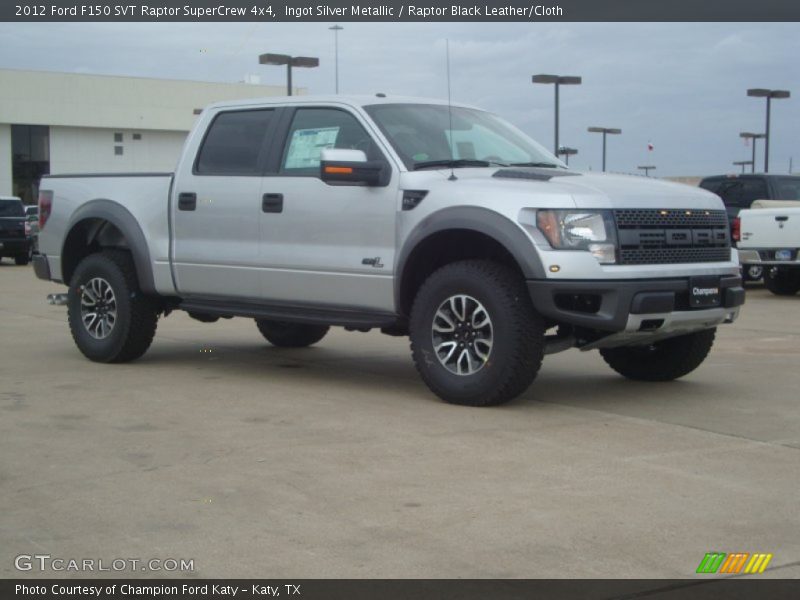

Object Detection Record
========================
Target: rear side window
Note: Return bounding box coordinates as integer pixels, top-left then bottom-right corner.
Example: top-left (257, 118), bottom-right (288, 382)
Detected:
top-left (715, 179), bottom-right (767, 208)
top-left (0, 199), bottom-right (25, 217)
top-left (774, 178), bottom-right (800, 200)
top-left (195, 109), bottom-right (274, 175)
top-left (699, 179), bottom-right (722, 194)
top-left (738, 179), bottom-right (768, 206)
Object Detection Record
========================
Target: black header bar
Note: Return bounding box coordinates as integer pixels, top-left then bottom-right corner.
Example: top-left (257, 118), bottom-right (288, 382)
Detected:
top-left (4, 579), bottom-right (800, 600)
top-left (3, 0), bottom-right (799, 22)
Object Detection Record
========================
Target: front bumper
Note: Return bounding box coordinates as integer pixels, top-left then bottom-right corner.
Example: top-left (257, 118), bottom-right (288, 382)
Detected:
top-left (527, 276), bottom-right (744, 335)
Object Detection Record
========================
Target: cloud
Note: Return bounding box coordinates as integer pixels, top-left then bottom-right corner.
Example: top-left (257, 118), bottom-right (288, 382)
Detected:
top-left (0, 21), bottom-right (797, 176)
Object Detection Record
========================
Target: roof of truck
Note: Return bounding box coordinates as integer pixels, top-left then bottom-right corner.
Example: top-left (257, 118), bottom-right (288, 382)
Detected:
top-left (204, 94), bottom-right (482, 111)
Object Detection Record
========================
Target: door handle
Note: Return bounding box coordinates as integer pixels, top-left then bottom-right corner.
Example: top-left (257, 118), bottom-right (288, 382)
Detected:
top-left (262, 193), bottom-right (283, 213)
top-left (775, 216), bottom-right (789, 222)
top-left (178, 192), bottom-right (197, 211)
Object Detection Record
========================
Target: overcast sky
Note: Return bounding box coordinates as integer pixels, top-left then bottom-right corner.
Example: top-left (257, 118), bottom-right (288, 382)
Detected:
top-left (1, 22), bottom-right (798, 176)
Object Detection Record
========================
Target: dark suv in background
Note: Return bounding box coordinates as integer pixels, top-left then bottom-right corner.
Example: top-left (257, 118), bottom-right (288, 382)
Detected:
top-left (699, 174), bottom-right (800, 281)
top-left (0, 196), bottom-right (32, 265)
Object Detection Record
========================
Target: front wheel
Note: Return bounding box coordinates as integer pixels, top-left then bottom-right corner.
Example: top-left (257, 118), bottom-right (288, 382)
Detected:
top-left (599, 329), bottom-right (716, 382)
top-left (409, 260), bottom-right (545, 406)
top-left (67, 250), bottom-right (159, 363)
top-left (763, 267), bottom-right (800, 296)
top-left (255, 320), bottom-right (329, 348)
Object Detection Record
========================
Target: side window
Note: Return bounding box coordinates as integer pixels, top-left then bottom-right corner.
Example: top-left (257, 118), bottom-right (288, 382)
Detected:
top-left (280, 108), bottom-right (382, 175)
top-left (195, 109), bottom-right (273, 175)
top-left (716, 181), bottom-right (744, 207)
top-left (699, 179), bottom-right (721, 194)
top-left (738, 179), bottom-right (768, 207)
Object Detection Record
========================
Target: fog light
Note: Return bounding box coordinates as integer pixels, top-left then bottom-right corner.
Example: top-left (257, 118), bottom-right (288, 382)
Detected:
top-left (588, 243), bottom-right (616, 264)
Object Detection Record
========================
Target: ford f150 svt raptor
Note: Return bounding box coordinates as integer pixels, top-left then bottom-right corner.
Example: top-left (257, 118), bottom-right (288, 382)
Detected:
top-left (33, 96), bottom-right (745, 406)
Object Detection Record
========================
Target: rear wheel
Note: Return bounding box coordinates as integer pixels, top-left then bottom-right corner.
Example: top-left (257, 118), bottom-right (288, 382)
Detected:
top-left (763, 267), bottom-right (800, 296)
top-left (15, 254), bottom-right (29, 266)
top-left (255, 320), bottom-right (329, 348)
top-left (67, 250), bottom-right (159, 363)
top-left (409, 260), bottom-right (545, 406)
top-left (599, 329), bottom-right (716, 382)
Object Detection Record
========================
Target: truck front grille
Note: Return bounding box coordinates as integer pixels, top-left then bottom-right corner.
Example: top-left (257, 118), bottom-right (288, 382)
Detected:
top-left (614, 209), bottom-right (731, 265)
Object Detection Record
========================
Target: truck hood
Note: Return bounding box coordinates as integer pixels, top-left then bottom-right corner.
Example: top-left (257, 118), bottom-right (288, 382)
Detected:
top-left (400, 167), bottom-right (723, 210)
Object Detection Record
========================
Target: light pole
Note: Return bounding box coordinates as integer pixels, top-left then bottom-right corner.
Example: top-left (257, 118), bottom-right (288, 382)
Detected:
top-left (329, 25), bottom-right (343, 94)
top-left (532, 74), bottom-right (582, 156)
top-left (739, 132), bottom-right (765, 174)
top-left (557, 146), bottom-right (578, 166)
top-left (733, 160), bottom-right (753, 174)
top-left (637, 165), bottom-right (656, 177)
top-left (587, 127), bottom-right (622, 172)
top-left (747, 88), bottom-right (790, 173)
top-left (259, 53), bottom-right (320, 96)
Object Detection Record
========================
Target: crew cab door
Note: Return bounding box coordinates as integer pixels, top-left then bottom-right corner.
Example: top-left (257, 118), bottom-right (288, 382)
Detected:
top-left (171, 108), bottom-right (277, 298)
top-left (258, 106), bottom-right (398, 311)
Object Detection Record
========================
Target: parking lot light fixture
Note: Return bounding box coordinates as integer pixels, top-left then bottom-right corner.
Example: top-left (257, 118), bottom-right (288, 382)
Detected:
top-left (329, 25), bottom-right (344, 94)
top-left (259, 53), bottom-right (320, 96)
top-left (733, 160), bottom-right (754, 174)
top-left (557, 146), bottom-right (578, 166)
top-left (532, 74), bottom-right (582, 155)
top-left (739, 132), bottom-right (766, 174)
top-left (637, 165), bottom-right (656, 177)
top-left (587, 127), bottom-right (622, 172)
top-left (747, 88), bottom-right (790, 173)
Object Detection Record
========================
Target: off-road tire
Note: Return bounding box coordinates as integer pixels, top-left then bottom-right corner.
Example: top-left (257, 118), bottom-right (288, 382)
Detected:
top-left (255, 320), bottom-right (329, 348)
top-left (68, 250), bottom-right (159, 363)
top-left (409, 260), bottom-right (546, 406)
top-left (763, 267), bottom-right (800, 296)
top-left (15, 254), bottom-right (29, 266)
top-left (599, 328), bottom-right (716, 382)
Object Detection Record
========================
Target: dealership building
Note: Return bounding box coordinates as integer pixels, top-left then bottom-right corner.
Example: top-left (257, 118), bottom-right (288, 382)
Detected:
top-left (0, 69), bottom-right (289, 203)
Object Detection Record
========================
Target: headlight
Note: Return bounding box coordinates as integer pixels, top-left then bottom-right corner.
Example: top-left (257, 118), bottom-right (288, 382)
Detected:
top-left (536, 209), bottom-right (617, 264)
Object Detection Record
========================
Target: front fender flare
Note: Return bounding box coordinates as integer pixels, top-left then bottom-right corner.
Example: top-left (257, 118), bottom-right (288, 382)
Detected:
top-left (395, 206), bottom-right (545, 310)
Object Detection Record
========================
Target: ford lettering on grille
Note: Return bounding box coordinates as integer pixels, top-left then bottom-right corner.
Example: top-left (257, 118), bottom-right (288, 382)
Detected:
top-left (614, 209), bottom-right (731, 265)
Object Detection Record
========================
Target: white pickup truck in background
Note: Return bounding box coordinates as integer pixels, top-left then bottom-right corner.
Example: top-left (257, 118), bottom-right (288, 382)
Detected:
top-left (737, 201), bottom-right (800, 295)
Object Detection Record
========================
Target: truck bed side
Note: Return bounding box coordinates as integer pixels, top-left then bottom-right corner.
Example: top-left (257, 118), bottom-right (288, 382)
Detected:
top-left (37, 173), bottom-right (175, 295)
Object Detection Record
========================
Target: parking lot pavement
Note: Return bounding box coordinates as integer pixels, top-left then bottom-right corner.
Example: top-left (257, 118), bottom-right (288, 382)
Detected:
top-left (1, 262), bottom-right (799, 579)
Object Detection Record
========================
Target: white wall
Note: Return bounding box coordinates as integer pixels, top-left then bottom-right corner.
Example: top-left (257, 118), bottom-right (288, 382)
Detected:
top-left (49, 126), bottom-right (187, 174)
top-left (0, 124), bottom-right (11, 196)
top-left (0, 69), bottom-right (291, 132)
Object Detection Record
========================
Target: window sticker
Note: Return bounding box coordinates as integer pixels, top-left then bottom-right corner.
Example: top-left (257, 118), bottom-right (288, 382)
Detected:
top-left (284, 126), bottom-right (340, 169)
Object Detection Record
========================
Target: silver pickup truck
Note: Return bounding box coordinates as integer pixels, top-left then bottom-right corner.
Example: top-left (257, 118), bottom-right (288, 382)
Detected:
top-left (33, 95), bottom-right (745, 406)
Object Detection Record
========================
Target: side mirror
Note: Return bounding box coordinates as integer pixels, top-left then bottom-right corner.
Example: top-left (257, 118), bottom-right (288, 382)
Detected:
top-left (320, 148), bottom-right (388, 187)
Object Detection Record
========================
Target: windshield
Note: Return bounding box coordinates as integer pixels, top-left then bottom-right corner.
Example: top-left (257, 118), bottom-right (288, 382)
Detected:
top-left (0, 199), bottom-right (25, 217)
top-left (364, 103), bottom-right (564, 170)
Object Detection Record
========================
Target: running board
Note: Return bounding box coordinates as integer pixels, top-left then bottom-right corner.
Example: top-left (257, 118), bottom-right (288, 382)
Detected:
top-left (178, 298), bottom-right (400, 329)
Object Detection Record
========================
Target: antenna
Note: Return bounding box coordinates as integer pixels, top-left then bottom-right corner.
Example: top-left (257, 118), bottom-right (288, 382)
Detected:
top-left (446, 39), bottom-right (457, 181)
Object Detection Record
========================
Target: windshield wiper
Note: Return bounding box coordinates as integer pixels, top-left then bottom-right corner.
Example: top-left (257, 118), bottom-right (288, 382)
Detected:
top-left (412, 159), bottom-right (505, 171)
top-left (507, 162), bottom-right (562, 169)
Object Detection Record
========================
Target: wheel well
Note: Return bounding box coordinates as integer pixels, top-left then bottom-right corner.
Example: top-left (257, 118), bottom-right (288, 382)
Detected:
top-left (398, 229), bottom-right (525, 316)
top-left (61, 218), bottom-right (131, 285)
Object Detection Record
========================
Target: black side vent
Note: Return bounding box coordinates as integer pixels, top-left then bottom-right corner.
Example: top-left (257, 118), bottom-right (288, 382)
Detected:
top-left (402, 190), bottom-right (428, 211)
